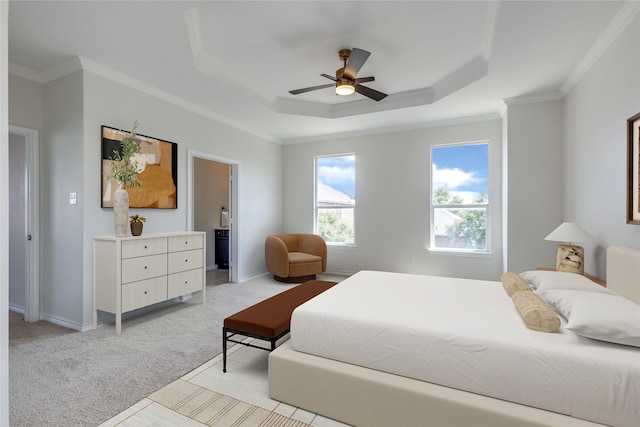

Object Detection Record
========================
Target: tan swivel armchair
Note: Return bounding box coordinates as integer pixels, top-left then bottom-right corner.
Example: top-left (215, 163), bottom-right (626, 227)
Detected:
top-left (265, 234), bottom-right (327, 282)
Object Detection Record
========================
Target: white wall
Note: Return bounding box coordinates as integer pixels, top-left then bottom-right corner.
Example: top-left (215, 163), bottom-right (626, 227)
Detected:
top-left (504, 98), bottom-right (565, 273)
top-left (7, 68), bottom-right (283, 330)
top-left (283, 119), bottom-right (504, 280)
top-left (564, 14), bottom-right (640, 276)
top-left (42, 70), bottom-right (85, 327)
top-left (8, 74), bottom-right (44, 130)
top-left (1, 2), bottom-right (10, 423)
top-left (81, 71), bottom-right (283, 328)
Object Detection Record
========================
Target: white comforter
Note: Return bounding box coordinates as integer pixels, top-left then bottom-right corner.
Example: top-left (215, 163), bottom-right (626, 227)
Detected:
top-left (290, 270), bottom-right (640, 427)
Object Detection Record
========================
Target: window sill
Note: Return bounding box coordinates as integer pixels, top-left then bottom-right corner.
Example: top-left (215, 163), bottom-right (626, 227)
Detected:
top-left (428, 248), bottom-right (493, 259)
top-left (327, 243), bottom-right (357, 249)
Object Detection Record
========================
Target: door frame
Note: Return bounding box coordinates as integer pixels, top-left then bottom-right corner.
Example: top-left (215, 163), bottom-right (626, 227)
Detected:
top-left (187, 149), bottom-right (239, 283)
top-left (8, 125), bottom-right (40, 322)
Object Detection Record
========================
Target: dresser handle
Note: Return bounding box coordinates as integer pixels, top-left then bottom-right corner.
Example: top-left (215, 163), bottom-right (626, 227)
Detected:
top-left (144, 291), bottom-right (147, 295)
top-left (144, 245), bottom-right (148, 249)
top-left (184, 259), bottom-right (188, 263)
top-left (144, 266), bottom-right (148, 269)
top-left (184, 281), bottom-right (188, 284)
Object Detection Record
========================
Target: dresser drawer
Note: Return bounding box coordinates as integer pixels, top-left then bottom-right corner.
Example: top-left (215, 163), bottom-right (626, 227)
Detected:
top-left (121, 276), bottom-right (167, 312)
top-left (168, 269), bottom-right (204, 299)
top-left (168, 249), bottom-right (203, 274)
top-left (168, 234), bottom-right (203, 252)
top-left (121, 237), bottom-right (167, 259)
top-left (122, 254), bottom-right (167, 283)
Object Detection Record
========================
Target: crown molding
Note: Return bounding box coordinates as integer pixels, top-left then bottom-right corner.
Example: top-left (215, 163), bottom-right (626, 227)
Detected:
top-left (80, 56), bottom-right (280, 144)
top-left (560, 0), bottom-right (640, 95)
top-left (503, 90), bottom-right (564, 107)
top-left (8, 62), bottom-right (44, 83)
top-left (282, 112), bottom-right (502, 145)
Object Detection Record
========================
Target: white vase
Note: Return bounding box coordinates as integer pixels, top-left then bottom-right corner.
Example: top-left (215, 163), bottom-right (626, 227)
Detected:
top-left (113, 186), bottom-right (129, 237)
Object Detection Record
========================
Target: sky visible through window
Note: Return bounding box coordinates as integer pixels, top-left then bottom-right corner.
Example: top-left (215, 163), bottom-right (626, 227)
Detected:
top-left (316, 146), bottom-right (487, 202)
top-left (316, 155), bottom-right (355, 198)
top-left (432, 143), bottom-right (488, 202)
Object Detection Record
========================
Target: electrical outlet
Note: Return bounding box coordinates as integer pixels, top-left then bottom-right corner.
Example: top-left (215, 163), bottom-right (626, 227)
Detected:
top-left (70, 192), bottom-right (77, 205)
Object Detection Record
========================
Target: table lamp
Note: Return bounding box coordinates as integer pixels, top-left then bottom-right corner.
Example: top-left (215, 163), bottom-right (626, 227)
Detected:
top-left (544, 222), bottom-right (594, 274)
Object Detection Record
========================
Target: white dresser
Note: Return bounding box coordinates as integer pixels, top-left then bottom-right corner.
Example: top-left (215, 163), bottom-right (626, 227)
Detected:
top-left (92, 231), bottom-right (206, 333)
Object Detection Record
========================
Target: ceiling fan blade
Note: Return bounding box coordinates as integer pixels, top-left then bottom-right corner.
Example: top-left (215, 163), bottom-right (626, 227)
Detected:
top-left (289, 83), bottom-right (334, 95)
top-left (355, 84), bottom-right (387, 102)
top-left (343, 48), bottom-right (370, 80)
top-left (355, 76), bottom-right (374, 84)
top-left (321, 73), bottom-right (337, 81)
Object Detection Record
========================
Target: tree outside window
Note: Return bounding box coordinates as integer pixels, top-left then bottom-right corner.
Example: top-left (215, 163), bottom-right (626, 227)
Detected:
top-left (431, 143), bottom-right (489, 251)
top-left (315, 154), bottom-right (355, 245)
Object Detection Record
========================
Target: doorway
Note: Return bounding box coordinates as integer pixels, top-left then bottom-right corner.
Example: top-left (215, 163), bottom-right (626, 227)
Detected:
top-left (188, 149), bottom-right (239, 283)
top-left (8, 125), bottom-right (40, 322)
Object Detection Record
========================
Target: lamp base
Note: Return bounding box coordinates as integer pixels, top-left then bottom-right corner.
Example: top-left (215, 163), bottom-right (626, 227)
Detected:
top-left (555, 244), bottom-right (584, 274)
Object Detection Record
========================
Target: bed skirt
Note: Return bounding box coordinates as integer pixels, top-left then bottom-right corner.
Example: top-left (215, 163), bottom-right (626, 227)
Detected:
top-left (268, 341), bottom-right (604, 427)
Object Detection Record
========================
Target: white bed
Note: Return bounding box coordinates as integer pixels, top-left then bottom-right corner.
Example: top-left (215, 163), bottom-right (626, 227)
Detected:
top-left (269, 247), bottom-right (640, 427)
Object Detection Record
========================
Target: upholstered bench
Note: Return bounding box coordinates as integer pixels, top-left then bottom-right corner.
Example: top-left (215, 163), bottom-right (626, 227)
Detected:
top-left (222, 280), bottom-right (337, 372)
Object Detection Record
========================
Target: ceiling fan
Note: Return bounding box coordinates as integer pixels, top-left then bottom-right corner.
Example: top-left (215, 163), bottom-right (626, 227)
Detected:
top-left (289, 48), bottom-right (388, 102)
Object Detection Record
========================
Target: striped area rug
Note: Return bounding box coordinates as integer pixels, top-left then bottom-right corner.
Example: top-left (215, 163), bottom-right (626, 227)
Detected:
top-left (149, 379), bottom-right (311, 427)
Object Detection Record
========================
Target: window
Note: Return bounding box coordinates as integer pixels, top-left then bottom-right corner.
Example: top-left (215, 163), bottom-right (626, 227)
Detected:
top-left (430, 142), bottom-right (489, 252)
top-left (315, 154), bottom-right (355, 245)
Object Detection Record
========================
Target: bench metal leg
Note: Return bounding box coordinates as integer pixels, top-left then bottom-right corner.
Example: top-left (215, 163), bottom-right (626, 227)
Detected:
top-left (223, 327), bottom-right (228, 373)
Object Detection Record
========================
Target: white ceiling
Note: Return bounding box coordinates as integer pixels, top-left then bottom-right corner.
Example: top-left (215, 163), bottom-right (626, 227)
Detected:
top-left (7, 1), bottom-right (635, 143)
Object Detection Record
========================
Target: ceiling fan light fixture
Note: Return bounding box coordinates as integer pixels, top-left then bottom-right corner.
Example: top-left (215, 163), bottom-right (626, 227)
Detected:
top-left (336, 81), bottom-right (355, 96)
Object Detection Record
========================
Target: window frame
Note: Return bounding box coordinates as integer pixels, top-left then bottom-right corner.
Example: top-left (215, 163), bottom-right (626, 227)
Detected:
top-left (314, 153), bottom-right (356, 246)
top-left (429, 141), bottom-right (491, 255)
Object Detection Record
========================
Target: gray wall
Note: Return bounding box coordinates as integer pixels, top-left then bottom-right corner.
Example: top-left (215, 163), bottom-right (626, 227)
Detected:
top-left (504, 98), bottom-right (565, 273)
top-left (81, 71), bottom-right (283, 329)
top-left (564, 13), bottom-right (640, 276)
top-left (8, 69), bottom-right (284, 331)
top-left (42, 71), bottom-right (85, 326)
top-left (283, 119), bottom-right (504, 280)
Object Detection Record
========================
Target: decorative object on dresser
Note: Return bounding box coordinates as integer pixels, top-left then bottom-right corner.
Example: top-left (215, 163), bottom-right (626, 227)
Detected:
top-left (92, 231), bottom-right (206, 333)
top-left (628, 112), bottom-right (640, 224)
top-left (129, 214), bottom-right (146, 236)
top-left (101, 123), bottom-right (178, 209)
top-left (103, 121), bottom-right (143, 237)
top-left (544, 222), bottom-right (594, 274)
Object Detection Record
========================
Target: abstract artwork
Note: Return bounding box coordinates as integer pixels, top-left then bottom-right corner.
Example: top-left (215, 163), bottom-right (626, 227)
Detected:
top-left (101, 125), bottom-right (178, 209)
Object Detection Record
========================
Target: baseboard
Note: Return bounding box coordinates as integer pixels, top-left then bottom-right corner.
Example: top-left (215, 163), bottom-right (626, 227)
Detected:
top-left (9, 305), bottom-right (25, 315)
top-left (40, 313), bottom-right (84, 332)
top-left (238, 271), bottom-right (270, 283)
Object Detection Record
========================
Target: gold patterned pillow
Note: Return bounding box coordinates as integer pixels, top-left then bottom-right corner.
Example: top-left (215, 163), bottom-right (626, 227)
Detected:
top-left (500, 272), bottom-right (531, 296)
top-left (511, 289), bottom-right (561, 333)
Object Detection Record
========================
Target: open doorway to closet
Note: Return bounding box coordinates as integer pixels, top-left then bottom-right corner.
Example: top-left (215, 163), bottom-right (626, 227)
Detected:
top-left (8, 125), bottom-right (40, 322)
top-left (188, 150), bottom-right (238, 284)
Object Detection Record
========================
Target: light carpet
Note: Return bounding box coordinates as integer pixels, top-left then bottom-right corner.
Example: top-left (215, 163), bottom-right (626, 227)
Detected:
top-left (9, 271), bottom-right (343, 426)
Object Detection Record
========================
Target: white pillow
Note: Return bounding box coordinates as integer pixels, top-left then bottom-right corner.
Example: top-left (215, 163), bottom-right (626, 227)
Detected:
top-left (519, 270), bottom-right (613, 294)
top-left (540, 289), bottom-right (640, 347)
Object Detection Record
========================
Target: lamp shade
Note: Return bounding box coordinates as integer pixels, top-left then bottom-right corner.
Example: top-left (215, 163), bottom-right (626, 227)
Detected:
top-left (544, 222), bottom-right (594, 243)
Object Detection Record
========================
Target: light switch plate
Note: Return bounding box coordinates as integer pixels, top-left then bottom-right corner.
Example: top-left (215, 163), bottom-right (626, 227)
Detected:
top-left (70, 192), bottom-right (77, 205)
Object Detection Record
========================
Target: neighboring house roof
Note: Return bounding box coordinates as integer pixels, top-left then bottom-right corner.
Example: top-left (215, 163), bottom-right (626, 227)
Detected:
top-left (317, 182), bottom-right (353, 206)
top-left (434, 209), bottom-right (461, 236)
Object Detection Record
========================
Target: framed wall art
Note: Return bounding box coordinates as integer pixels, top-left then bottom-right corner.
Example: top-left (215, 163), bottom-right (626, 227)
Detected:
top-left (101, 125), bottom-right (178, 209)
top-left (628, 112), bottom-right (640, 224)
